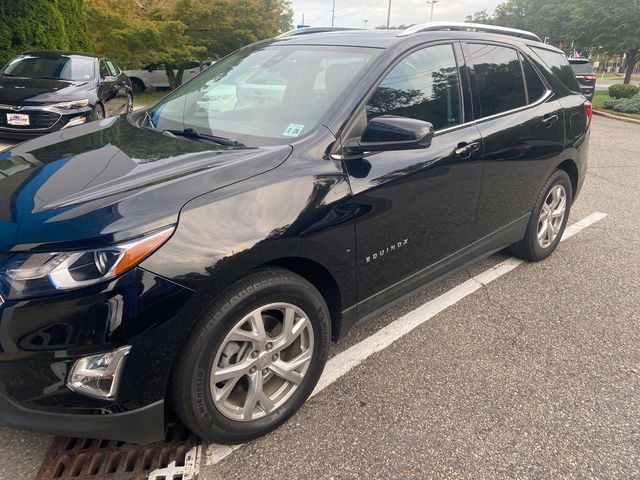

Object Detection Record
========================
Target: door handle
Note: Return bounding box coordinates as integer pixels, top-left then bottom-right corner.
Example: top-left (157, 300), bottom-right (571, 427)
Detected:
top-left (454, 141), bottom-right (480, 158)
top-left (542, 114), bottom-right (559, 127)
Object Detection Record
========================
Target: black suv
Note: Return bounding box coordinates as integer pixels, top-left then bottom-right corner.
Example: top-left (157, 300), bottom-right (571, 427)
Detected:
top-left (0, 23), bottom-right (590, 444)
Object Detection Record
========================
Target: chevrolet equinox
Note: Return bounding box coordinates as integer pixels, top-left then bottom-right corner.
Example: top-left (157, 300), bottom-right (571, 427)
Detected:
top-left (0, 23), bottom-right (590, 444)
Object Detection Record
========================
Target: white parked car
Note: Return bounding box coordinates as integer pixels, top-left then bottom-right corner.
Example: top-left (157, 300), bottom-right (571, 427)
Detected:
top-left (124, 61), bottom-right (214, 92)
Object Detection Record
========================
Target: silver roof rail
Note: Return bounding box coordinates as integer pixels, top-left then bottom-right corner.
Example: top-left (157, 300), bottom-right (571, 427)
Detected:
top-left (398, 22), bottom-right (541, 42)
top-left (277, 27), bottom-right (361, 39)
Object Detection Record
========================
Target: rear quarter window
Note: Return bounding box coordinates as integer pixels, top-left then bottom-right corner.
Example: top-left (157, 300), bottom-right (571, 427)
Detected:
top-left (531, 47), bottom-right (580, 92)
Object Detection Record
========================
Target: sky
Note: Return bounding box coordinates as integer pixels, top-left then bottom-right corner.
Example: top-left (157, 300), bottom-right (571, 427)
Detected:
top-left (290, 0), bottom-right (503, 29)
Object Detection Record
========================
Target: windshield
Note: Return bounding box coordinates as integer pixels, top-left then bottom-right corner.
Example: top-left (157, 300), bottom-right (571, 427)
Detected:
top-left (2, 54), bottom-right (95, 81)
top-left (148, 44), bottom-right (378, 145)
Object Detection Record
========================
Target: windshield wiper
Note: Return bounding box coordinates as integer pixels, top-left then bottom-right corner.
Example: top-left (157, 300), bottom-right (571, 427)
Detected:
top-left (163, 128), bottom-right (244, 147)
top-left (144, 111), bottom-right (157, 129)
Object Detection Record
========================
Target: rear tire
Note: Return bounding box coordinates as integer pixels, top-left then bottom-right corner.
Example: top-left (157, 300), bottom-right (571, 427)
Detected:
top-left (172, 269), bottom-right (331, 444)
top-left (510, 169), bottom-right (572, 261)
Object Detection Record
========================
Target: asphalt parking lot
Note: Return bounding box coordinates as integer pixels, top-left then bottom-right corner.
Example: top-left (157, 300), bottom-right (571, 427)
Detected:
top-left (1, 114), bottom-right (639, 479)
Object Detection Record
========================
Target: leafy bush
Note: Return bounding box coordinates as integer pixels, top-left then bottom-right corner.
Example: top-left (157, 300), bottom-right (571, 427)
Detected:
top-left (608, 84), bottom-right (640, 99)
top-left (603, 97), bottom-right (640, 114)
top-left (0, 0), bottom-right (91, 65)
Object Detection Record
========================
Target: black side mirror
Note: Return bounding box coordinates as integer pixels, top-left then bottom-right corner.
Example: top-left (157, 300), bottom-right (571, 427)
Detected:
top-left (343, 115), bottom-right (434, 156)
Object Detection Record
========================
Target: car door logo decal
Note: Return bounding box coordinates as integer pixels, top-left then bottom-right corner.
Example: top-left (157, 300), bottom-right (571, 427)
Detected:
top-left (366, 239), bottom-right (408, 263)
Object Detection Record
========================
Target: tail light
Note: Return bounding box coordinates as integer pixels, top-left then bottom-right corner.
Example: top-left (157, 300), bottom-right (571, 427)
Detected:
top-left (583, 75), bottom-right (597, 81)
top-left (584, 101), bottom-right (593, 123)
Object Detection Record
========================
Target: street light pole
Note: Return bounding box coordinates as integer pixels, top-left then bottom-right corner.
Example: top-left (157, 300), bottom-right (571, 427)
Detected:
top-left (427, 0), bottom-right (439, 21)
top-left (386, 0), bottom-right (392, 28)
top-left (363, 18), bottom-right (369, 29)
top-left (331, 0), bottom-right (336, 27)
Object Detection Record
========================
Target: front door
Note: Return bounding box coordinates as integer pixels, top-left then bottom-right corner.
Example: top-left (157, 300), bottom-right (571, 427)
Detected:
top-left (345, 43), bottom-right (484, 317)
top-left (98, 59), bottom-right (117, 117)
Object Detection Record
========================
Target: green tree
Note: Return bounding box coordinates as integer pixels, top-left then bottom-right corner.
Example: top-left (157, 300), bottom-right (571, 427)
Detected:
top-left (279, 1), bottom-right (294, 33)
top-left (567, 0), bottom-right (640, 84)
top-left (375, 24), bottom-right (410, 30)
top-left (85, 0), bottom-right (290, 89)
top-left (85, 0), bottom-right (204, 89)
top-left (465, 10), bottom-right (491, 24)
top-left (468, 0), bottom-right (576, 48)
top-left (178, 0), bottom-right (291, 61)
top-left (0, 0), bottom-right (91, 65)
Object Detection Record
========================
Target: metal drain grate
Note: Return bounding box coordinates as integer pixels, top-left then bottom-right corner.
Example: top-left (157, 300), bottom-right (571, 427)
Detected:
top-left (36, 422), bottom-right (201, 480)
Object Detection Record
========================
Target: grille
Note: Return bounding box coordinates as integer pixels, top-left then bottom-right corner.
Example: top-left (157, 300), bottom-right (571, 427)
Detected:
top-left (0, 108), bottom-right (60, 130)
top-left (36, 422), bottom-right (201, 480)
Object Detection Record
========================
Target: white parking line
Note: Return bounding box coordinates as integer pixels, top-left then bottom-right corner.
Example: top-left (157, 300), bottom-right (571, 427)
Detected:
top-left (201, 211), bottom-right (608, 469)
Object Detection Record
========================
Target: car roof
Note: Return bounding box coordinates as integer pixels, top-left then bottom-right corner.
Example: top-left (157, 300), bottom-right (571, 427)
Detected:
top-left (20, 50), bottom-right (100, 59)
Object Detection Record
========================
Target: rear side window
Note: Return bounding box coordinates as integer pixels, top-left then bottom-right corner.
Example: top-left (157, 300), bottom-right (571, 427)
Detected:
top-left (468, 44), bottom-right (526, 117)
top-left (520, 53), bottom-right (547, 103)
top-left (366, 44), bottom-right (462, 130)
top-left (531, 47), bottom-right (580, 92)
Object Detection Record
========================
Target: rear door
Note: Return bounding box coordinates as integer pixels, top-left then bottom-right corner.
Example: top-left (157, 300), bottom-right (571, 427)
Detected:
top-left (147, 63), bottom-right (170, 87)
top-left (464, 42), bottom-right (565, 245)
top-left (182, 61), bottom-right (202, 83)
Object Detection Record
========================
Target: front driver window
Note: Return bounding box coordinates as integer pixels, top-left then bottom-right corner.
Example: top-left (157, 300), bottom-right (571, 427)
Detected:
top-left (99, 60), bottom-right (110, 79)
top-left (366, 44), bottom-right (462, 130)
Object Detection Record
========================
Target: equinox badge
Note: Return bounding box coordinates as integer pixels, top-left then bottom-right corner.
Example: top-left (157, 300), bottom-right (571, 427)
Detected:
top-left (366, 239), bottom-right (408, 263)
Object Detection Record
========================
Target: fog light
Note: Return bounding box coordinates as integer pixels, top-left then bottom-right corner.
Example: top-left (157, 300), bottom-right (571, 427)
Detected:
top-left (67, 346), bottom-right (131, 400)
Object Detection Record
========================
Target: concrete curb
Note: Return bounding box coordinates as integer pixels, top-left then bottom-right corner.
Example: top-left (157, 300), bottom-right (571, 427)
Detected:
top-left (593, 109), bottom-right (640, 125)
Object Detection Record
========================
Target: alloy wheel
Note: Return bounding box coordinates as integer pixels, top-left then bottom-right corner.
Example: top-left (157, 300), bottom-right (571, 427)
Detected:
top-left (537, 184), bottom-right (567, 248)
top-left (210, 303), bottom-right (314, 421)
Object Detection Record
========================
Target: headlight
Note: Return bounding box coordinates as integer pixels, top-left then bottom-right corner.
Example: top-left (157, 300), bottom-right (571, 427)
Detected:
top-left (53, 98), bottom-right (89, 109)
top-left (0, 227), bottom-right (173, 299)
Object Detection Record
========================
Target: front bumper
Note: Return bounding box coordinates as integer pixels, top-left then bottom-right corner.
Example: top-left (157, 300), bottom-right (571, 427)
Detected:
top-left (0, 106), bottom-right (93, 139)
top-left (0, 267), bottom-right (196, 443)
top-left (0, 391), bottom-right (165, 444)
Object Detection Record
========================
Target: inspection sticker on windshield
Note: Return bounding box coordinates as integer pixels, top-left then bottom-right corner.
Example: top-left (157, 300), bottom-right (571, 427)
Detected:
top-left (283, 124), bottom-right (305, 137)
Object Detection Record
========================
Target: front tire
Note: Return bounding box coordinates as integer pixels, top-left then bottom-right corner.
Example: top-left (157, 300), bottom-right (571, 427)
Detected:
top-left (510, 169), bottom-right (572, 261)
top-left (172, 269), bottom-right (331, 444)
top-left (91, 103), bottom-right (105, 121)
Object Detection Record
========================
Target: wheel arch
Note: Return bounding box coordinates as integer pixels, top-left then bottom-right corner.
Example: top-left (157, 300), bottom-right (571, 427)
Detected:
top-left (130, 77), bottom-right (146, 92)
top-left (556, 158), bottom-right (579, 203)
top-left (260, 257), bottom-right (343, 342)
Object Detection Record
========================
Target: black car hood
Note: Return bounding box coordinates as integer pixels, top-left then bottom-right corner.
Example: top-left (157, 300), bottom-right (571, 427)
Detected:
top-left (0, 76), bottom-right (92, 104)
top-left (0, 116), bottom-right (292, 251)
